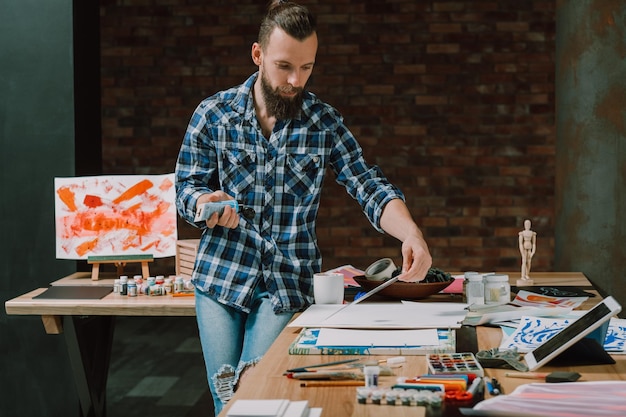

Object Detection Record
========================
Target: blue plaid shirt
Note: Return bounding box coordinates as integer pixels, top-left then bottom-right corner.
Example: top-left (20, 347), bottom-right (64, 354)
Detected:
top-left (175, 72), bottom-right (404, 313)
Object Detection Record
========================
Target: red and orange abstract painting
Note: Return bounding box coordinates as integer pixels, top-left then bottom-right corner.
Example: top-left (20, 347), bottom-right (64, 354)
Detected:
top-left (54, 174), bottom-right (177, 259)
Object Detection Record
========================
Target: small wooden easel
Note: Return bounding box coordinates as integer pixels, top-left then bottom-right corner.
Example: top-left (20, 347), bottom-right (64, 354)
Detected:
top-left (87, 254), bottom-right (154, 281)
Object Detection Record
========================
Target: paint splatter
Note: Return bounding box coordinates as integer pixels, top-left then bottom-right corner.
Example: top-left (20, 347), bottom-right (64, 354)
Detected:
top-left (54, 174), bottom-right (177, 259)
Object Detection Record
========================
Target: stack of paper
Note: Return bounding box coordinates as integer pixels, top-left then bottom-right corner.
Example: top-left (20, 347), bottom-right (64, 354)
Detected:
top-left (462, 290), bottom-right (588, 326)
top-left (288, 302), bottom-right (467, 329)
top-left (288, 327), bottom-right (456, 355)
top-left (226, 399), bottom-right (322, 417)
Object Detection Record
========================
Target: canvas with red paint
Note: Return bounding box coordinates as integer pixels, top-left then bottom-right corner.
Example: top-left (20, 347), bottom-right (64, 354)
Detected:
top-left (54, 174), bottom-right (177, 259)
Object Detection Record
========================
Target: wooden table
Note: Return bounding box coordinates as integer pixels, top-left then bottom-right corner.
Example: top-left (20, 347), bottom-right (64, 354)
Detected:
top-left (5, 272), bottom-right (196, 417)
top-left (6, 272), bottom-right (623, 417)
top-left (217, 272), bottom-right (626, 417)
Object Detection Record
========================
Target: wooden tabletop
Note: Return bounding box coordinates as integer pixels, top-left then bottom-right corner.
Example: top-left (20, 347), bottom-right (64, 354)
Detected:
top-left (6, 270), bottom-right (623, 417)
top-left (5, 271), bottom-right (597, 318)
top-left (5, 272), bottom-right (196, 317)
top-left (217, 272), bottom-right (625, 417)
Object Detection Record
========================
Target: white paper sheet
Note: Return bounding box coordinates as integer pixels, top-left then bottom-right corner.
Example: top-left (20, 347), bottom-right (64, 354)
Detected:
top-left (315, 328), bottom-right (440, 347)
top-left (288, 302), bottom-right (467, 329)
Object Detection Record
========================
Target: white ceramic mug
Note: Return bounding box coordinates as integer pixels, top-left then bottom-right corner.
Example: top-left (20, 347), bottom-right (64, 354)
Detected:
top-left (313, 273), bottom-right (345, 304)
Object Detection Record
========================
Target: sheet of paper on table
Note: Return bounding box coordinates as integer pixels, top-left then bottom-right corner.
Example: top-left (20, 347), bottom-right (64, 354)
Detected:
top-left (289, 302), bottom-right (467, 329)
top-left (499, 315), bottom-right (626, 354)
top-left (315, 328), bottom-right (440, 347)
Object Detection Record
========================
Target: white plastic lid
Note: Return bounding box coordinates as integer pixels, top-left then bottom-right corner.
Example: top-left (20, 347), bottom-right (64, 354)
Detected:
top-left (486, 274), bottom-right (509, 281)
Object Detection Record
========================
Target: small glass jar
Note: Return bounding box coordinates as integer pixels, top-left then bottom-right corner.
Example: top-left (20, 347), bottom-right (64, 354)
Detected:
top-left (174, 276), bottom-right (184, 293)
top-left (466, 274), bottom-right (485, 305)
top-left (119, 275), bottom-right (128, 296)
top-left (127, 279), bottom-right (137, 297)
top-left (462, 271), bottom-right (480, 303)
top-left (364, 365), bottom-right (380, 388)
top-left (145, 276), bottom-right (156, 295)
top-left (484, 274), bottom-right (511, 304)
top-left (164, 277), bottom-right (173, 294)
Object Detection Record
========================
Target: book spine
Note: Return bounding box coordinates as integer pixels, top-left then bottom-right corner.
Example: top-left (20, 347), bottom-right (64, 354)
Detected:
top-left (287, 328), bottom-right (457, 356)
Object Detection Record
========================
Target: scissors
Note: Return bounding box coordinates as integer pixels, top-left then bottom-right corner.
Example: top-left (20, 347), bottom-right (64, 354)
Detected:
top-left (445, 389), bottom-right (473, 403)
top-left (445, 375), bottom-right (482, 403)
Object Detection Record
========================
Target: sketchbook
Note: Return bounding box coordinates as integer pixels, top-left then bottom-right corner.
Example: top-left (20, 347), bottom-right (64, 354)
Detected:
top-left (288, 327), bottom-right (456, 355)
top-left (288, 302), bottom-right (467, 329)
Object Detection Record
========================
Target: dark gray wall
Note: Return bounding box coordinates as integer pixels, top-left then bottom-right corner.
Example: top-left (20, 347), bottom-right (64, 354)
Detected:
top-left (555, 1), bottom-right (626, 314)
top-left (0, 0), bottom-right (78, 415)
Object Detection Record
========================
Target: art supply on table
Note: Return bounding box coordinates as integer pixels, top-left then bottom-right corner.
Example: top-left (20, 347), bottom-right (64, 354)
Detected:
top-left (444, 389), bottom-right (473, 403)
top-left (145, 276), bottom-right (156, 295)
top-left (127, 278), bottom-right (137, 297)
top-left (465, 274), bottom-right (485, 305)
top-left (300, 380), bottom-right (364, 387)
top-left (363, 365), bottom-right (380, 387)
top-left (380, 356), bottom-right (406, 367)
top-left (403, 375), bottom-right (469, 392)
top-left (134, 276), bottom-right (143, 293)
top-left (171, 291), bottom-right (195, 297)
top-left (164, 277), bottom-right (173, 294)
top-left (194, 200), bottom-right (256, 222)
top-left (356, 386), bottom-right (444, 407)
top-left (288, 327), bottom-right (456, 356)
top-left (484, 376), bottom-right (500, 396)
top-left (504, 371), bottom-right (549, 380)
top-left (492, 378), bottom-right (502, 394)
top-left (462, 271), bottom-right (479, 304)
top-left (119, 275), bottom-right (128, 295)
top-left (427, 353), bottom-right (485, 377)
top-left (288, 371), bottom-right (362, 381)
top-left (285, 358), bottom-right (361, 374)
top-left (484, 274), bottom-right (511, 304)
top-left (467, 376), bottom-right (483, 396)
top-left (174, 276), bottom-right (185, 293)
top-left (545, 371), bottom-right (581, 383)
top-left (505, 371), bottom-right (582, 383)
top-left (470, 381), bottom-right (626, 417)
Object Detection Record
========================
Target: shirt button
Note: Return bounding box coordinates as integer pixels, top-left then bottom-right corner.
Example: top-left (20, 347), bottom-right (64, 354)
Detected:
top-left (312, 156), bottom-right (319, 163)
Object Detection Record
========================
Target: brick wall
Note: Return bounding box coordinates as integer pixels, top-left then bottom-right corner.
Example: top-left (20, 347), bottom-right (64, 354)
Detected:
top-left (100, 0), bottom-right (555, 276)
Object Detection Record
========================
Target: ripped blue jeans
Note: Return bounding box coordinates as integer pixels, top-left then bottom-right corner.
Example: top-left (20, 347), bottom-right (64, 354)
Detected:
top-left (195, 285), bottom-right (294, 415)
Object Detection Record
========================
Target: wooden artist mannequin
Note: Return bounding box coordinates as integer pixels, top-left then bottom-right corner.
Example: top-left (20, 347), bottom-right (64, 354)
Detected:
top-left (518, 219), bottom-right (537, 285)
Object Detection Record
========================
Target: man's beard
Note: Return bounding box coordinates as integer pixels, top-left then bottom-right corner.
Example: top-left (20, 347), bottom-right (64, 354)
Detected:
top-left (260, 72), bottom-right (304, 120)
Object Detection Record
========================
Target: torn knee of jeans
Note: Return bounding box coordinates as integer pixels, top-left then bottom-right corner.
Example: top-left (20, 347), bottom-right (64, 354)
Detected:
top-left (211, 364), bottom-right (236, 404)
top-left (234, 357), bottom-right (262, 391)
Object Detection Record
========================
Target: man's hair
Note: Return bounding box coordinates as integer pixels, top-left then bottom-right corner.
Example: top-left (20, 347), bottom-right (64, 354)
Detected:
top-left (258, 1), bottom-right (316, 49)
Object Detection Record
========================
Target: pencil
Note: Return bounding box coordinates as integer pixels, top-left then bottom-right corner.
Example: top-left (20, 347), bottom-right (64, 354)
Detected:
top-left (288, 371), bottom-right (362, 380)
top-left (286, 358), bottom-right (361, 373)
top-left (504, 372), bottom-right (549, 379)
top-left (300, 380), bottom-right (365, 387)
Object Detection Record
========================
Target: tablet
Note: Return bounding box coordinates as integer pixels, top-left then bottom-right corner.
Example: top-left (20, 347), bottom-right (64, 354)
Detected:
top-left (524, 296), bottom-right (622, 371)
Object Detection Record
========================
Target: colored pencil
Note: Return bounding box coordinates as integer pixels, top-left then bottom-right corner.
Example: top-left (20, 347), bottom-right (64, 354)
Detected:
top-left (300, 380), bottom-right (365, 387)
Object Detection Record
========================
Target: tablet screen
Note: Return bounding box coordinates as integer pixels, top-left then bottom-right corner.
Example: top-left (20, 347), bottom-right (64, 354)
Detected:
top-left (524, 296), bottom-right (621, 371)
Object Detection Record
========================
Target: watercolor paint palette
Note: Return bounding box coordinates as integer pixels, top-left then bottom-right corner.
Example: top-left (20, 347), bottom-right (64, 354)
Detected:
top-left (427, 352), bottom-right (484, 377)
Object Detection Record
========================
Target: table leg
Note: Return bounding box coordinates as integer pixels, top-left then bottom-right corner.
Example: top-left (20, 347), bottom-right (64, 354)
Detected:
top-left (64, 315), bottom-right (115, 417)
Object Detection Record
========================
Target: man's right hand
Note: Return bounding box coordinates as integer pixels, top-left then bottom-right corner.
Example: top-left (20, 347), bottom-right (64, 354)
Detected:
top-left (196, 191), bottom-right (239, 229)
